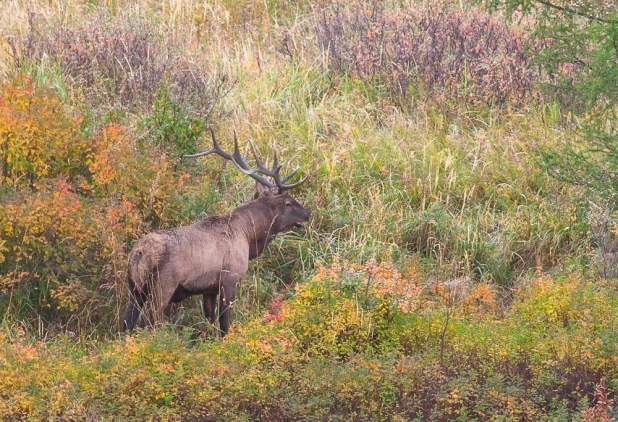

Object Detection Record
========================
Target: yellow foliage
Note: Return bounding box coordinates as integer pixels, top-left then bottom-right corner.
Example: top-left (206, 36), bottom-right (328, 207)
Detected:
top-left (308, 258), bottom-right (423, 313)
top-left (0, 77), bottom-right (87, 187)
top-left (0, 79), bottom-right (199, 332)
top-left (88, 123), bottom-right (191, 223)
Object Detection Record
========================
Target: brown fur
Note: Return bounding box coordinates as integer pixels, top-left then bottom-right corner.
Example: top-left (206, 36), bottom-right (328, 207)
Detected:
top-left (123, 186), bottom-right (309, 335)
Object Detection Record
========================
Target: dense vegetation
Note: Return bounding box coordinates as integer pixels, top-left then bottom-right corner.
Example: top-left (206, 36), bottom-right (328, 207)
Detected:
top-left (0, 0), bottom-right (616, 419)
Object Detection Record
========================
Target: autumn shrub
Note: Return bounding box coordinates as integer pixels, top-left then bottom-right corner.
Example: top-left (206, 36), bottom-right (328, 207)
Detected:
top-left (315, 0), bottom-right (538, 107)
top-left (9, 9), bottom-right (226, 116)
top-left (0, 78), bottom-right (200, 334)
top-left (0, 263), bottom-right (616, 420)
top-left (88, 124), bottom-right (191, 228)
top-left (244, 259), bottom-right (423, 359)
top-left (0, 77), bottom-right (88, 187)
top-left (0, 179), bottom-right (105, 328)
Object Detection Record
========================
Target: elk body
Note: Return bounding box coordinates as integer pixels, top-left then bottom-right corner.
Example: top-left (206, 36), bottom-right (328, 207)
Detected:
top-left (123, 131), bottom-right (309, 335)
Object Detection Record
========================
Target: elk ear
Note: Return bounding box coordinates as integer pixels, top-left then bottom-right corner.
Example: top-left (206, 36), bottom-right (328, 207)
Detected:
top-left (255, 181), bottom-right (269, 198)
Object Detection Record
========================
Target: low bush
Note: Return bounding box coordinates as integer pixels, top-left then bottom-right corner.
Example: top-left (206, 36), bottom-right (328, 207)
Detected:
top-left (0, 77), bottom-right (88, 187)
top-left (0, 262), bottom-right (616, 420)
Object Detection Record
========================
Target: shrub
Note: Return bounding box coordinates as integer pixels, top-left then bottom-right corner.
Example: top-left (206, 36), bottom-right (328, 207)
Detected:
top-left (0, 79), bottom-right (198, 334)
top-left (315, 0), bottom-right (538, 107)
top-left (88, 124), bottom-right (190, 228)
top-left (10, 9), bottom-right (227, 116)
top-left (275, 259), bottom-right (418, 357)
top-left (140, 86), bottom-right (207, 157)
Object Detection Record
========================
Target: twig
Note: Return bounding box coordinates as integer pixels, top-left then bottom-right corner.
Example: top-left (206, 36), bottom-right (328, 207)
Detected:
top-left (536, 0), bottom-right (617, 24)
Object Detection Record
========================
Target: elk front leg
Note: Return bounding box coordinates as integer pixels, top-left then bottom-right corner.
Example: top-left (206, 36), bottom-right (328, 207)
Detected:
top-left (202, 293), bottom-right (217, 324)
top-left (218, 281), bottom-right (238, 336)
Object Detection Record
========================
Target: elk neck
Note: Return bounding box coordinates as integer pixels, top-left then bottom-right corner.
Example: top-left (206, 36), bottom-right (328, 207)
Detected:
top-left (232, 200), bottom-right (280, 260)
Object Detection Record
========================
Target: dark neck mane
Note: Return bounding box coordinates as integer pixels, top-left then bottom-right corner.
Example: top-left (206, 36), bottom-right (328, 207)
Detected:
top-left (232, 200), bottom-right (279, 260)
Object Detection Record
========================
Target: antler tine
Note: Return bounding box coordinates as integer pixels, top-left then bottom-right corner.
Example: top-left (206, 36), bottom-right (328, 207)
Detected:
top-left (225, 131), bottom-right (275, 188)
top-left (269, 143), bottom-right (305, 191)
top-left (183, 128), bottom-right (234, 160)
top-left (243, 143), bottom-right (250, 164)
top-left (272, 169), bottom-right (307, 192)
top-left (248, 141), bottom-right (305, 192)
top-left (280, 167), bottom-right (299, 183)
top-left (246, 141), bottom-right (282, 178)
top-left (231, 131), bottom-right (252, 173)
top-left (247, 141), bottom-right (266, 169)
top-left (277, 175), bottom-right (307, 191)
top-left (271, 149), bottom-right (281, 174)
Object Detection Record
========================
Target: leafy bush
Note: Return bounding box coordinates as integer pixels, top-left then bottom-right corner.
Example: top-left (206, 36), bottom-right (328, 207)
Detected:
top-left (0, 77), bottom-right (88, 187)
top-left (261, 259), bottom-right (420, 358)
top-left (140, 86), bottom-right (207, 157)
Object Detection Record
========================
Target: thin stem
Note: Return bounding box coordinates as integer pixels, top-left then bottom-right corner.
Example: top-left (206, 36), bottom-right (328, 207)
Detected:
top-left (536, 0), bottom-right (617, 24)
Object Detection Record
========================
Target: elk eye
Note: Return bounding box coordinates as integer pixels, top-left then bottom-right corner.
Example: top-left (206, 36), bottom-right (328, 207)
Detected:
top-left (285, 202), bottom-right (292, 207)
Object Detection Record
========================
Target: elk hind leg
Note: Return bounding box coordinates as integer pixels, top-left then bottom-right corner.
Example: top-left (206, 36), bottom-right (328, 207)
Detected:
top-left (123, 291), bottom-right (144, 331)
top-left (135, 269), bottom-right (176, 329)
top-left (147, 269), bottom-right (178, 327)
top-left (218, 281), bottom-right (238, 336)
top-left (123, 275), bottom-right (146, 331)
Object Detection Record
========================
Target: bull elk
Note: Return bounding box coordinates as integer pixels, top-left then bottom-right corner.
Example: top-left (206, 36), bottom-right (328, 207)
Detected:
top-left (122, 130), bottom-right (309, 335)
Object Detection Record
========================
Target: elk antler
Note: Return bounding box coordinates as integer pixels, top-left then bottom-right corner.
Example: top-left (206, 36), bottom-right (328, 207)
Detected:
top-left (183, 129), bottom-right (307, 192)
